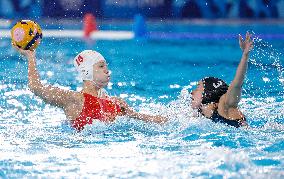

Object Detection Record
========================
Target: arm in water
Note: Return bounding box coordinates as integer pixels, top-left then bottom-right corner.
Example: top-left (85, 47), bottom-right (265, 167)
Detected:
top-left (113, 97), bottom-right (168, 124)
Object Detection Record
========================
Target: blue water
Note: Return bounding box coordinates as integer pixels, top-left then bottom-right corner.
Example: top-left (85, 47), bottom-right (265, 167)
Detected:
top-left (0, 23), bottom-right (284, 178)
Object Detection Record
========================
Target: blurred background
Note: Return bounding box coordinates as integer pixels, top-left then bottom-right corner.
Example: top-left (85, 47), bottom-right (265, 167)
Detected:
top-left (0, 0), bottom-right (283, 21)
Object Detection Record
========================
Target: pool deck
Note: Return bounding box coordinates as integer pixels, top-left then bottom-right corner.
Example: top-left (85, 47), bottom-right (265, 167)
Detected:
top-left (1, 18), bottom-right (284, 40)
top-left (0, 29), bottom-right (134, 40)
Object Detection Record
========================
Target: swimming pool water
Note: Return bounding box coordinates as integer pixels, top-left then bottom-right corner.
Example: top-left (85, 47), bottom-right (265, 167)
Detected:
top-left (0, 23), bottom-right (284, 178)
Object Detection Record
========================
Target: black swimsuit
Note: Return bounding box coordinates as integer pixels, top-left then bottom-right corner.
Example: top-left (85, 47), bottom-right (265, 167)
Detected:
top-left (210, 109), bottom-right (245, 128)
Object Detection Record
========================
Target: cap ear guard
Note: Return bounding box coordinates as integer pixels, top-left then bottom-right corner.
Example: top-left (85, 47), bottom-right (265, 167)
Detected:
top-left (78, 66), bottom-right (93, 81)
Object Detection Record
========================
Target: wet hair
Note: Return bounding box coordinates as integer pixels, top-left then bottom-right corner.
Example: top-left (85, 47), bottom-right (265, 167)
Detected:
top-left (201, 77), bottom-right (229, 105)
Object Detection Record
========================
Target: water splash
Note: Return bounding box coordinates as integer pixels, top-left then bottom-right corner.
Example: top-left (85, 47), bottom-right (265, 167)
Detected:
top-left (250, 31), bottom-right (283, 82)
top-left (243, 31), bottom-right (284, 101)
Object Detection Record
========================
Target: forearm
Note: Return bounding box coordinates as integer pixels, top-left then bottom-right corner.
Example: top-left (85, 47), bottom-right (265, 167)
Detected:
top-left (232, 52), bottom-right (249, 88)
top-left (128, 112), bottom-right (152, 122)
top-left (128, 111), bottom-right (167, 124)
top-left (225, 52), bottom-right (250, 107)
top-left (117, 99), bottom-right (168, 124)
top-left (27, 55), bottom-right (43, 91)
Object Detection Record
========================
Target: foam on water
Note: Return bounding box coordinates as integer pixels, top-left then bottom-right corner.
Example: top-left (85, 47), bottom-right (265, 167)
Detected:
top-left (1, 92), bottom-right (284, 178)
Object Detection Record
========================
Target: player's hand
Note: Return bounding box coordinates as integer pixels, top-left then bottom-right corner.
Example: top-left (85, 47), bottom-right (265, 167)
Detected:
top-left (12, 42), bottom-right (35, 59)
top-left (239, 32), bottom-right (254, 55)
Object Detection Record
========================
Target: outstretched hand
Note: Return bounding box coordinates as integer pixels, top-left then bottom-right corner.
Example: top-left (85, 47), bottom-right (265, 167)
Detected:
top-left (12, 43), bottom-right (35, 58)
top-left (239, 32), bottom-right (254, 54)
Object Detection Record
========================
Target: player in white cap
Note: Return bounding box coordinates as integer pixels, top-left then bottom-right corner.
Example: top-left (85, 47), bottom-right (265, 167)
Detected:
top-left (13, 46), bottom-right (167, 131)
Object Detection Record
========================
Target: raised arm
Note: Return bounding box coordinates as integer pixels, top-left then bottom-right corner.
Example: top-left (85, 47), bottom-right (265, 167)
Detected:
top-left (13, 45), bottom-right (77, 108)
top-left (223, 32), bottom-right (253, 108)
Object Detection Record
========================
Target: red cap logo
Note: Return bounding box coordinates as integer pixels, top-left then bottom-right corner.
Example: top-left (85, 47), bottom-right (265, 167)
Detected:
top-left (76, 55), bottom-right (84, 66)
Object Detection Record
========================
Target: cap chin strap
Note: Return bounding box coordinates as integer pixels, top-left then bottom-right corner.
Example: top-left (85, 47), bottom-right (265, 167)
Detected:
top-left (97, 88), bottom-right (106, 98)
top-left (198, 104), bottom-right (205, 117)
top-left (81, 80), bottom-right (106, 98)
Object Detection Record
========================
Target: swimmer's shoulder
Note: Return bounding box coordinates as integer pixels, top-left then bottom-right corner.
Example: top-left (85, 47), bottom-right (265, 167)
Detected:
top-left (217, 95), bottom-right (244, 119)
top-left (70, 91), bottom-right (85, 103)
top-left (59, 90), bottom-right (84, 108)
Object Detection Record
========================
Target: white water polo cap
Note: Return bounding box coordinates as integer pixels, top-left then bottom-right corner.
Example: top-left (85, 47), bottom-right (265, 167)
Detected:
top-left (74, 50), bottom-right (106, 80)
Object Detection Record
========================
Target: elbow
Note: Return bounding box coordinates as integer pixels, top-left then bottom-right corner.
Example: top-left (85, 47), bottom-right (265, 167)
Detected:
top-left (28, 83), bottom-right (35, 92)
top-left (28, 82), bottom-right (42, 94)
top-left (28, 83), bottom-right (36, 92)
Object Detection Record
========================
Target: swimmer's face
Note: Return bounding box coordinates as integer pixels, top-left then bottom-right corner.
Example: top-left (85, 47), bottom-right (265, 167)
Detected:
top-left (92, 60), bottom-right (110, 88)
top-left (191, 81), bottom-right (204, 109)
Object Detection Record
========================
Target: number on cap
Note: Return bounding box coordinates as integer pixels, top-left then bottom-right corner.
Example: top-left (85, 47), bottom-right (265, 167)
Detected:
top-left (76, 55), bottom-right (84, 66)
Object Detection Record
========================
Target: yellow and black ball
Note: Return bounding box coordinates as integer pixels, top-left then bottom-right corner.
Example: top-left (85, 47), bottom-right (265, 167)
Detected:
top-left (11, 20), bottom-right (42, 51)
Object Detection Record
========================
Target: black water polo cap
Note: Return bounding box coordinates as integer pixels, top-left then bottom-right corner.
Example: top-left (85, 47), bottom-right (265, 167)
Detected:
top-left (201, 77), bottom-right (229, 105)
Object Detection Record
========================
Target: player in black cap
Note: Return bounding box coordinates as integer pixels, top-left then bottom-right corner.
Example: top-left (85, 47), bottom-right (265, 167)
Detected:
top-left (191, 32), bottom-right (253, 128)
